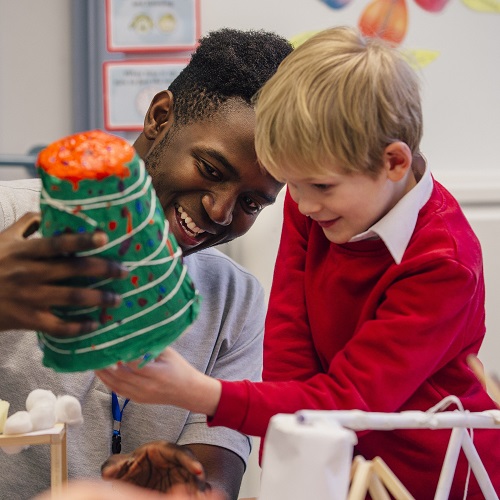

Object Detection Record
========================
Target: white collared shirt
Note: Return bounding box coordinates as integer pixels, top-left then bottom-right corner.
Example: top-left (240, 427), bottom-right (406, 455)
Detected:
top-left (348, 156), bottom-right (433, 264)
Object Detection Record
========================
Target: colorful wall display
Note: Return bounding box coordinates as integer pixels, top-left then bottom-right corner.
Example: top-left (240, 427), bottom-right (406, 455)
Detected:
top-left (102, 59), bottom-right (189, 131)
top-left (106, 0), bottom-right (200, 53)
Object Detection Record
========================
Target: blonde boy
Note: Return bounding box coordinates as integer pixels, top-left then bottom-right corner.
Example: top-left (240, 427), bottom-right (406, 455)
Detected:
top-left (97, 27), bottom-right (500, 498)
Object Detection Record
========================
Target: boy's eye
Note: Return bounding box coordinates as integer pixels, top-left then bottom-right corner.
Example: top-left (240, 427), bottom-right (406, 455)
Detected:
top-left (241, 195), bottom-right (262, 214)
top-left (313, 183), bottom-right (332, 190)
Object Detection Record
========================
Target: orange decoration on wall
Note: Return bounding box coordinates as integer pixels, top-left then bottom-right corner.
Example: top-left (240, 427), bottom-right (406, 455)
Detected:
top-left (358, 0), bottom-right (409, 45)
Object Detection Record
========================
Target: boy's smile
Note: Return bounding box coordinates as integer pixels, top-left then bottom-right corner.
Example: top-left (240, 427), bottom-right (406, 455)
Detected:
top-left (315, 217), bottom-right (340, 230)
top-left (285, 145), bottom-right (416, 245)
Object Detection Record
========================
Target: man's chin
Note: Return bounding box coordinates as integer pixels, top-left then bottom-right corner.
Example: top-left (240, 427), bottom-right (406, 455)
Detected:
top-left (181, 236), bottom-right (229, 256)
top-left (168, 216), bottom-right (226, 255)
top-left (181, 240), bottom-right (210, 256)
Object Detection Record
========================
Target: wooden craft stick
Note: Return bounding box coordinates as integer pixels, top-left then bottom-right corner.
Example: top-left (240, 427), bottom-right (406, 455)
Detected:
top-left (467, 354), bottom-right (487, 388)
top-left (467, 354), bottom-right (500, 407)
top-left (372, 457), bottom-right (415, 500)
top-left (348, 459), bottom-right (373, 500)
top-left (490, 373), bottom-right (500, 405)
top-left (368, 472), bottom-right (392, 500)
top-left (350, 455), bottom-right (366, 480)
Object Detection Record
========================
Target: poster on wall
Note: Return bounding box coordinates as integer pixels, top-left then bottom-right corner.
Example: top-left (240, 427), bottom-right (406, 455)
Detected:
top-left (106, 0), bottom-right (200, 53)
top-left (102, 59), bottom-right (189, 131)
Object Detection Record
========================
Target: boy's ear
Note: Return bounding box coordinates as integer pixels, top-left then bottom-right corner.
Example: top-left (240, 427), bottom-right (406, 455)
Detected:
top-left (143, 90), bottom-right (174, 140)
top-left (383, 142), bottom-right (412, 182)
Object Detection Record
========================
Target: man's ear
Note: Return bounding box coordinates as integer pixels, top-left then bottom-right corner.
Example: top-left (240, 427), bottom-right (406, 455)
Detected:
top-left (383, 142), bottom-right (412, 182)
top-left (143, 90), bottom-right (174, 140)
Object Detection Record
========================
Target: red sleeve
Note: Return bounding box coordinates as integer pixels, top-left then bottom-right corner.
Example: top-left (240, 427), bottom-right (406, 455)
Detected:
top-left (210, 191), bottom-right (487, 439)
top-left (210, 257), bottom-right (484, 439)
top-left (263, 189), bottom-right (322, 382)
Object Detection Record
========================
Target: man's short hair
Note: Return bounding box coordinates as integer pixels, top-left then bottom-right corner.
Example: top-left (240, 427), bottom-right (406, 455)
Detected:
top-left (169, 28), bottom-right (293, 126)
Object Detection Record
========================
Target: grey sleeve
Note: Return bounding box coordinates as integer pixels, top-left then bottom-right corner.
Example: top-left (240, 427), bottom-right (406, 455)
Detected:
top-left (175, 250), bottom-right (266, 464)
top-left (0, 179), bottom-right (42, 230)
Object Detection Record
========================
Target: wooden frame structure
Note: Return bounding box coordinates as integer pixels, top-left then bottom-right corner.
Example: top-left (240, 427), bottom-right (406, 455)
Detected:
top-left (0, 423), bottom-right (67, 495)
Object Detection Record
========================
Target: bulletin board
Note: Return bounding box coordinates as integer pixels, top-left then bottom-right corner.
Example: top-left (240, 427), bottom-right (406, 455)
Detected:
top-left (102, 59), bottom-right (189, 130)
top-left (105, 0), bottom-right (200, 52)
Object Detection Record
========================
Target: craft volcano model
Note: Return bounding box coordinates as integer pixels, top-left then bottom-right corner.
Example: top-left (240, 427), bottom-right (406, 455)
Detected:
top-left (36, 130), bottom-right (200, 372)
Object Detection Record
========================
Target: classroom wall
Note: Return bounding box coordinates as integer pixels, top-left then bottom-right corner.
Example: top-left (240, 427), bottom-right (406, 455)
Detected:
top-left (0, 1), bottom-right (73, 160)
top-left (2, 0), bottom-right (500, 174)
top-left (0, 1), bottom-right (499, 497)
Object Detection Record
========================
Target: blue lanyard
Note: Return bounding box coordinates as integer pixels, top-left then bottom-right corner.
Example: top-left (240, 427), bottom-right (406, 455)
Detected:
top-left (111, 391), bottom-right (130, 454)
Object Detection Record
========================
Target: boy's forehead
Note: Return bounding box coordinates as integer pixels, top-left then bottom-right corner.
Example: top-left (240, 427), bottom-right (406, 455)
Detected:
top-left (277, 157), bottom-right (347, 180)
top-left (287, 170), bottom-right (343, 183)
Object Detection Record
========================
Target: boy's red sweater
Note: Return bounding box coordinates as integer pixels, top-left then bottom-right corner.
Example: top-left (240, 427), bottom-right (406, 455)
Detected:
top-left (210, 181), bottom-right (500, 498)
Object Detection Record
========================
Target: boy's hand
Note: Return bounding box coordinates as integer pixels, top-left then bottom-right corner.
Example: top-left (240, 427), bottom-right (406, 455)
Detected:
top-left (101, 441), bottom-right (207, 493)
top-left (96, 348), bottom-right (222, 417)
top-left (0, 212), bottom-right (128, 336)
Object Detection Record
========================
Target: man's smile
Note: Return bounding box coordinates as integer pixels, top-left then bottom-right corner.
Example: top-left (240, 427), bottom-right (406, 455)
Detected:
top-left (175, 204), bottom-right (205, 237)
top-left (170, 203), bottom-right (215, 252)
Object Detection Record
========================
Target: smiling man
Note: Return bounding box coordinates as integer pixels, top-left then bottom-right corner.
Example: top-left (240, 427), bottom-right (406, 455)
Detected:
top-left (0, 28), bottom-right (292, 500)
top-left (133, 28), bottom-right (288, 258)
top-left (136, 93), bottom-right (282, 255)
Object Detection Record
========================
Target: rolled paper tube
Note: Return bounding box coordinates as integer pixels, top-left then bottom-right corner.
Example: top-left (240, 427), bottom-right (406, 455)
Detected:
top-left (36, 130), bottom-right (200, 372)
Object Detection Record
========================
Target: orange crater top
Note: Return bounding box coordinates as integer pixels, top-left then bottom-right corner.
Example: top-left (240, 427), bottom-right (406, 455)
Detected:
top-left (37, 130), bottom-right (133, 182)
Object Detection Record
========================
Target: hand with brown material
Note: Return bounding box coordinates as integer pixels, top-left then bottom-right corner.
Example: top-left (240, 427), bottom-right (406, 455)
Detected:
top-left (101, 441), bottom-right (210, 494)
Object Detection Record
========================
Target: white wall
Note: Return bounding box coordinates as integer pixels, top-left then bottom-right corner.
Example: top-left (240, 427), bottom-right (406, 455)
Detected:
top-left (0, 0), bottom-right (73, 157)
top-left (3, 0), bottom-right (500, 174)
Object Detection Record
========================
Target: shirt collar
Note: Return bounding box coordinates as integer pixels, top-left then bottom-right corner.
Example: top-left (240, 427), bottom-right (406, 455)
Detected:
top-left (348, 155), bottom-right (433, 264)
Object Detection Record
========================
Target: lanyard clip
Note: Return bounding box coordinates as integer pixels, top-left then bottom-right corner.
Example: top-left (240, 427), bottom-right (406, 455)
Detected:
top-left (111, 431), bottom-right (122, 454)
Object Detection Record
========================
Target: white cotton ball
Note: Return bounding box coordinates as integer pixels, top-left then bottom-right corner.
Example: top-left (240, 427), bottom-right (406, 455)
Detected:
top-left (55, 395), bottom-right (83, 426)
top-left (3, 411), bottom-right (33, 434)
top-left (1, 445), bottom-right (28, 455)
top-left (26, 389), bottom-right (57, 411)
top-left (1, 411), bottom-right (33, 455)
top-left (29, 404), bottom-right (57, 431)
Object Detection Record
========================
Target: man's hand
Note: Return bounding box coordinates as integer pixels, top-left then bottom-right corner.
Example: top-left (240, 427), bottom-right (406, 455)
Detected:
top-left (101, 441), bottom-right (208, 494)
top-left (0, 212), bottom-right (128, 336)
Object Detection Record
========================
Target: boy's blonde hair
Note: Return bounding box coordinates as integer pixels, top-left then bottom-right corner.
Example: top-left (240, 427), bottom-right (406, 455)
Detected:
top-left (254, 26), bottom-right (423, 180)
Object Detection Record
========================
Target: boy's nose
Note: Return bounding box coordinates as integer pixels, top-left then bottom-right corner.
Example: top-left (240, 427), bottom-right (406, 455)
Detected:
top-left (294, 192), bottom-right (321, 217)
top-left (297, 200), bottom-right (320, 217)
top-left (288, 184), bottom-right (319, 216)
top-left (202, 193), bottom-right (234, 226)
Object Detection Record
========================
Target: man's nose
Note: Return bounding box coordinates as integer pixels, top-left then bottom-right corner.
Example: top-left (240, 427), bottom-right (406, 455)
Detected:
top-left (202, 193), bottom-right (235, 226)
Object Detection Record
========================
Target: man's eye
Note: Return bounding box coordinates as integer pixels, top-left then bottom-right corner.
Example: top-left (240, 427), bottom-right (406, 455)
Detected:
top-left (241, 196), bottom-right (262, 214)
top-left (200, 160), bottom-right (222, 180)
